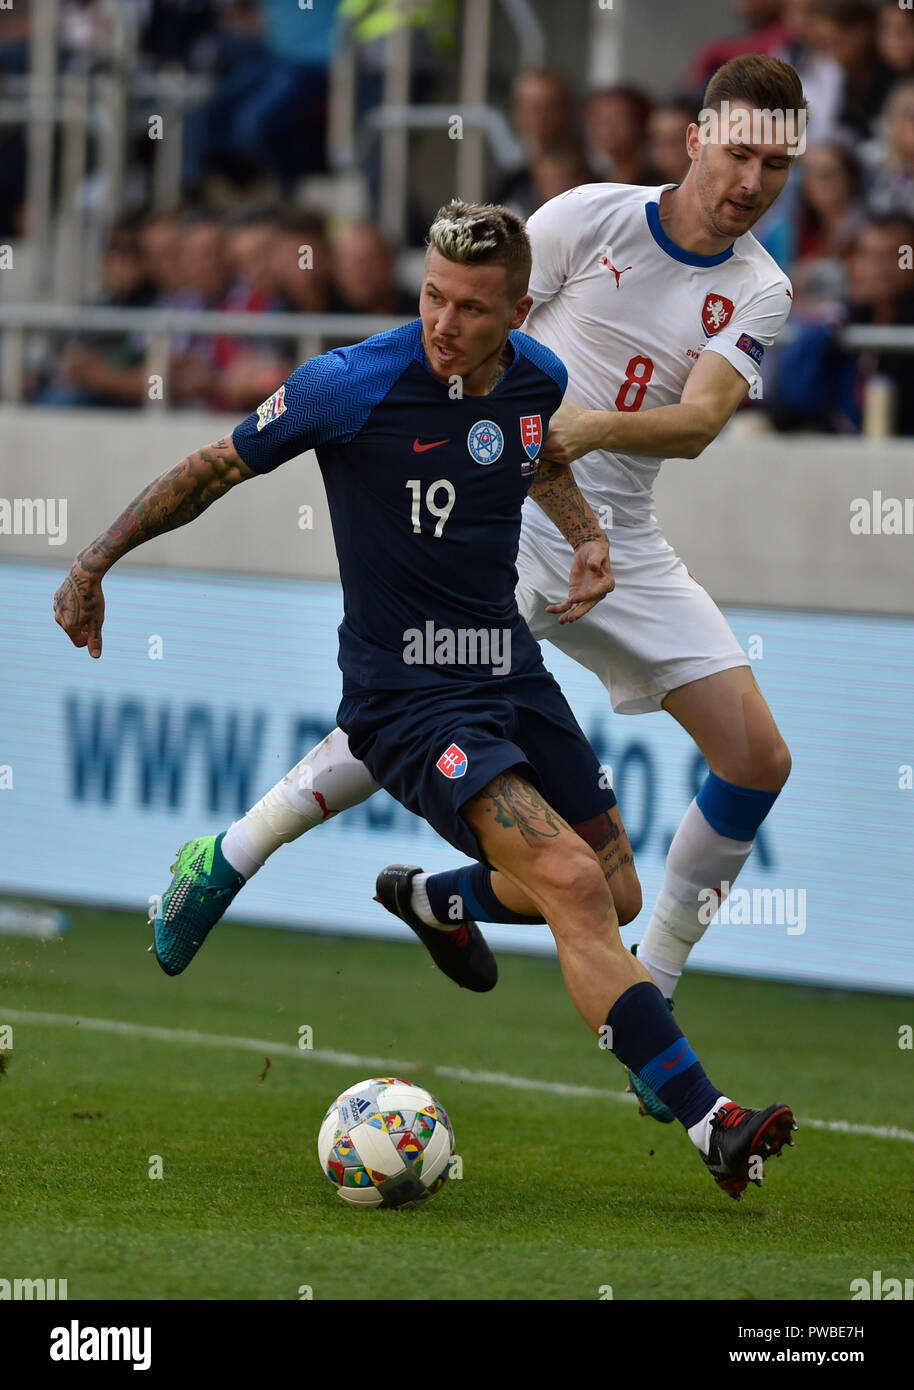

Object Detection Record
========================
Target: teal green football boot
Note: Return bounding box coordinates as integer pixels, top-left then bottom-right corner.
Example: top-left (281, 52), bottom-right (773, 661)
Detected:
top-left (626, 1067), bottom-right (677, 1124)
top-left (150, 833), bottom-right (244, 976)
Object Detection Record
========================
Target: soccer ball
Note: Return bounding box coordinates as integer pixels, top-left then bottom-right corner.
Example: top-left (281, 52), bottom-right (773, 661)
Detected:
top-left (317, 1077), bottom-right (455, 1208)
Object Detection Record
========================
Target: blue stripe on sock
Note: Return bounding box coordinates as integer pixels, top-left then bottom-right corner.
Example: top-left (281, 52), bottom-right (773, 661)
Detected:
top-left (638, 1037), bottom-right (699, 1094)
top-left (696, 771), bottom-right (779, 842)
top-left (606, 982), bottom-right (720, 1129)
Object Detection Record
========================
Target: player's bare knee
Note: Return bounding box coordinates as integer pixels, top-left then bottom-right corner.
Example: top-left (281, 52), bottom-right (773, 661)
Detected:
top-left (742, 735), bottom-right (792, 791)
top-left (535, 843), bottom-right (610, 925)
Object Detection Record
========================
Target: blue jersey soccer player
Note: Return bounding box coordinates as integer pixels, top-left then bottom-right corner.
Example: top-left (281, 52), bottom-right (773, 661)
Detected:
top-left (140, 55), bottom-right (808, 1133)
top-left (56, 200), bottom-right (796, 1200)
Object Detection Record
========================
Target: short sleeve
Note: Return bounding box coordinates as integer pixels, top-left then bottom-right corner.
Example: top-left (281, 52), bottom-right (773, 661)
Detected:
top-left (702, 278), bottom-right (794, 387)
top-left (233, 351), bottom-right (364, 474)
top-left (526, 189), bottom-right (580, 312)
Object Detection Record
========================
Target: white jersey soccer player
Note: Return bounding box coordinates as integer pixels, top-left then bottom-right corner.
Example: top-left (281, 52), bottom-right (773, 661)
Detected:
top-left (516, 176), bottom-right (793, 717)
top-left (143, 55), bottom-right (804, 1125)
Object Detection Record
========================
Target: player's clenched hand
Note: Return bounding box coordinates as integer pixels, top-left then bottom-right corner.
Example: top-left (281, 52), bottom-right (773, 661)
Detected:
top-left (541, 399), bottom-right (601, 466)
top-left (547, 538), bottom-right (614, 624)
top-left (53, 563), bottom-right (106, 658)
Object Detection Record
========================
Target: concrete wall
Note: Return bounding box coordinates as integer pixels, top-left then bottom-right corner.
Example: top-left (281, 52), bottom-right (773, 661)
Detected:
top-left (1, 407), bottom-right (911, 614)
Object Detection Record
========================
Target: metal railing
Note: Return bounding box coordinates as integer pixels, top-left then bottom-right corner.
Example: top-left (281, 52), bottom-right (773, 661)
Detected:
top-left (0, 306), bottom-right (409, 406)
top-left (1, 304), bottom-right (912, 408)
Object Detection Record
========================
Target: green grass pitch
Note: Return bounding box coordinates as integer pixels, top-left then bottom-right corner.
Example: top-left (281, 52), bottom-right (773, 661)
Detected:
top-left (1, 905), bottom-right (912, 1301)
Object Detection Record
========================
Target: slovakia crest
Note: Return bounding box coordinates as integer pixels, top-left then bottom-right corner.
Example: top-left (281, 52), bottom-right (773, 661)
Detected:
top-left (519, 414), bottom-right (542, 463)
top-left (436, 743), bottom-right (468, 779)
top-left (467, 419), bottom-right (504, 465)
top-left (256, 383), bottom-right (286, 431)
top-left (701, 293), bottom-right (735, 336)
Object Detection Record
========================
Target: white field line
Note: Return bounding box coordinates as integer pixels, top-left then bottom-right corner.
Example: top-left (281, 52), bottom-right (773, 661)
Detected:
top-left (3, 1008), bottom-right (913, 1145)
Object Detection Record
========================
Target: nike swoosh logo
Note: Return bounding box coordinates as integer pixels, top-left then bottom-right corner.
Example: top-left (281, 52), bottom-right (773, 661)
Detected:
top-left (413, 438), bottom-right (450, 452)
top-left (664, 1045), bottom-right (689, 1070)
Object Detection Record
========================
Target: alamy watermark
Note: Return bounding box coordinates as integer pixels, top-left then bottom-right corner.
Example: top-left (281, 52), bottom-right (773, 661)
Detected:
top-left (0, 1276), bottom-right (68, 1300)
top-left (849, 1270), bottom-right (913, 1300)
top-left (403, 622), bottom-right (511, 676)
top-left (850, 491), bottom-right (914, 535)
top-left (697, 101), bottom-right (807, 156)
top-left (0, 497), bottom-right (68, 545)
top-left (50, 1322), bottom-right (151, 1370)
top-left (698, 881), bottom-right (806, 935)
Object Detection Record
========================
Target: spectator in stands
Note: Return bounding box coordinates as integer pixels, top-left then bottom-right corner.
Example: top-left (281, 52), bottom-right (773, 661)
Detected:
top-left (138, 0), bottom-right (220, 73)
top-left (208, 205), bottom-right (287, 412)
top-left (33, 218), bottom-right (157, 407)
top-left (182, 0), bottom-right (340, 194)
top-left (329, 224), bottom-right (415, 317)
top-left (865, 77), bottom-right (914, 217)
top-left (813, 0), bottom-right (895, 141)
top-left (493, 68), bottom-right (579, 213)
top-left (509, 67), bottom-right (577, 153)
top-left (166, 209), bottom-right (233, 406)
top-left (527, 144), bottom-right (597, 209)
top-left (645, 98), bottom-right (696, 185)
top-left (876, 0), bottom-right (914, 85)
top-left (498, 142), bottom-right (596, 220)
top-left (223, 205), bottom-right (282, 311)
top-left (585, 85), bottom-right (654, 185)
top-left (791, 141), bottom-right (865, 310)
top-left (0, 0), bottom-right (31, 76)
top-left (139, 208), bottom-right (186, 303)
top-left (159, 206), bottom-right (289, 411)
top-left (171, 209), bottom-right (230, 307)
top-left (687, 1), bottom-right (790, 96)
top-left (270, 208), bottom-right (336, 315)
top-left (770, 211), bottom-right (914, 431)
top-left (843, 210), bottom-right (914, 430)
top-left (778, 0), bottom-right (844, 142)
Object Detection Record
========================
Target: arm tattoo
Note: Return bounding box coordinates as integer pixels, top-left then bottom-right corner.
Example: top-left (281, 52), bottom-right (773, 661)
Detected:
top-left (77, 437), bottom-right (250, 574)
top-left (477, 773), bottom-right (566, 847)
top-left (526, 458), bottom-right (605, 550)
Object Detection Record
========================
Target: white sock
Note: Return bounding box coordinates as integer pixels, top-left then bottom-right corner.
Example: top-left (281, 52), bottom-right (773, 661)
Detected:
top-left (634, 945), bottom-right (679, 999)
top-left (637, 800), bottom-right (753, 997)
top-left (409, 873), bottom-right (460, 932)
top-left (687, 1095), bottom-right (730, 1154)
top-left (409, 873), bottom-right (438, 927)
top-left (221, 727), bottom-right (379, 879)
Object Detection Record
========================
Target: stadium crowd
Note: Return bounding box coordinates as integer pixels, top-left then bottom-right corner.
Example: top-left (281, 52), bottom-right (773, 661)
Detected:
top-left (4, 0), bottom-right (913, 431)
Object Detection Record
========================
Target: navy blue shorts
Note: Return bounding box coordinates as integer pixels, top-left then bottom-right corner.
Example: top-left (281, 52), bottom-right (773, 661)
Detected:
top-left (337, 668), bottom-right (616, 863)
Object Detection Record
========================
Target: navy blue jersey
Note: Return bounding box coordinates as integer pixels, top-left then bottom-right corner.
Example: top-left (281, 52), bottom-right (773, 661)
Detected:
top-left (233, 318), bottom-right (567, 691)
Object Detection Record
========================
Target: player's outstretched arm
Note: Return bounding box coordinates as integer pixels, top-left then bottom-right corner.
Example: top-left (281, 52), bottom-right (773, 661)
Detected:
top-left (542, 352), bottom-right (752, 464)
top-left (53, 433), bottom-right (253, 658)
top-left (527, 457), bottom-right (614, 623)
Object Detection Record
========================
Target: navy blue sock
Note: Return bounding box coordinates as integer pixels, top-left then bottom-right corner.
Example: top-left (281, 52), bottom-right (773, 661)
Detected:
top-left (606, 982), bottom-right (721, 1130)
top-left (425, 862), bottom-right (545, 926)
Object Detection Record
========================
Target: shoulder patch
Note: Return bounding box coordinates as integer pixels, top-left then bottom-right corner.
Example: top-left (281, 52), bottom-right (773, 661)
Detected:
top-left (256, 384), bottom-right (286, 431)
top-left (736, 333), bottom-right (764, 367)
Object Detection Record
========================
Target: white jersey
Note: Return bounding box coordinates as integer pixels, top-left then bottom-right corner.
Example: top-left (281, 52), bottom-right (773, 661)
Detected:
top-left (521, 182), bottom-right (793, 529)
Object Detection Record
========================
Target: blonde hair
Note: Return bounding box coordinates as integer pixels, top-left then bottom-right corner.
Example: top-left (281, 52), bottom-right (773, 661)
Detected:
top-left (426, 199), bottom-right (532, 301)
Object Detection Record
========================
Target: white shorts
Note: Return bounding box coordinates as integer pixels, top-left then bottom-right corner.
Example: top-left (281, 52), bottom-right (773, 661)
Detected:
top-left (515, 520), bottom-right (748, 715)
